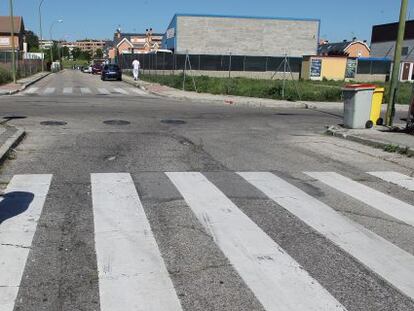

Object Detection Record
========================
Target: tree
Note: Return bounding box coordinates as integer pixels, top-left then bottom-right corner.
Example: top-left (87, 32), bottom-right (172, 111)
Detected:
top-left (25, 30), bottom-right (39, 52)
top-left (61, 46), bottom-right (70, 58)
top-left (71, 47), bottom-right (82, 60)
top-left (95, 48), bottom-right (103, 58)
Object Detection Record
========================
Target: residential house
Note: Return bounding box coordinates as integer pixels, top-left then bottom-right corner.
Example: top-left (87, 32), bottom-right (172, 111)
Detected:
top-left (108, 28), bottom-right (163, 60)
top-left (318, 40), bottom-right (370, 58)
top-left (0, 16), bottom-right (25, 51)
top-left (371, 20), bottom-right (414, 81)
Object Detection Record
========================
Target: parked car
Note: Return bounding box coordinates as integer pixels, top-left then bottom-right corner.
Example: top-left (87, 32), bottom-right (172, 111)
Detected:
top-left (92, 63), bottom-right (103, 75)
top-left (82, 66), bottom-right (92, 73)
top-left (101, 64), bottom-right (122, 81)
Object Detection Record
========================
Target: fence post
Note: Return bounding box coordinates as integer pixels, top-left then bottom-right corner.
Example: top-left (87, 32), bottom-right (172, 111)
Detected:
top-left (228, 52), bottom-right (232, 79)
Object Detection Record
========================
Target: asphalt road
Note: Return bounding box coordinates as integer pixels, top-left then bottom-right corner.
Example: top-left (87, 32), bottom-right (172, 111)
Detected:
top-left (1, 70), bottom-right (414, 311)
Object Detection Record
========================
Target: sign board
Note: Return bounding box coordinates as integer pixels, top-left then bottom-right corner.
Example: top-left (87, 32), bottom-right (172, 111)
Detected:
top-left (166, 28), bottom-right (175, 39)
top-left (0, 37), bottom-right (10, 46)
top-left (345, 58), bottom-right (357, 79)
top-left (310, 58), bottom-right (322, 77)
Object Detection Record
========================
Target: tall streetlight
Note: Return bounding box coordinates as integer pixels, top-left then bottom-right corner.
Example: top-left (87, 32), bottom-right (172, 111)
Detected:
top-left (49, 19), bottom-right (63, 63)
top-left (9, 0), bottom-right (16, 83)
top-left (38, 0), bottom-right (45, 71)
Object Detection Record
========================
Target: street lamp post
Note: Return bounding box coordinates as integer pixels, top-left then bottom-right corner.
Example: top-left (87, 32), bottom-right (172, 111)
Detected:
top-left (49, 19), bottom-right (63, 63)
top-left (39, 0), bottom-right (45, 71)
top-left (9, 0), bottom-right (16, 83)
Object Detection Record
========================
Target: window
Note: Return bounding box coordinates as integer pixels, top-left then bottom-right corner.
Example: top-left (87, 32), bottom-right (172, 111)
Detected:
top-left (402, 47), bottom-right (409, 56)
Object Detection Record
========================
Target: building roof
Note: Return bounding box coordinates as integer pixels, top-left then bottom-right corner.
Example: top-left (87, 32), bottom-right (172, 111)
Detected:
top-left (0, 16), bottom-right (24, 34)
top-left (318, 41), bottom-right (370, 56)
top-left (372, 20), bottom-right (414, 43)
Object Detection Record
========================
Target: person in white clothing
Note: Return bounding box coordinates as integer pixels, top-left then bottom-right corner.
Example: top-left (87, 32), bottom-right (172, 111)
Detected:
top-left (132, 59), bottom-right (140, 81)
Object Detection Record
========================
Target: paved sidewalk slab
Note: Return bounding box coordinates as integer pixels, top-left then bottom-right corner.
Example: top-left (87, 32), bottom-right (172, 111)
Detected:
top-left (0, 72), bottom-right (51, 95)
top-left (327, 125), bottom-right (414, 156)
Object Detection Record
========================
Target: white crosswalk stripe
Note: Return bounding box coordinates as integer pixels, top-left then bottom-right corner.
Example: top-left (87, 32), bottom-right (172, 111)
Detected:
top-left (63, 87), bottom-right (73, 94)
top-left (112, 88), bottom-right (129, 95)
top-left (4, 170), bottom-right (414, 310)
top-left (240, 171), bottom-right (414, 302)
top-left (43, 87), bottom-right (55, 94)
top-left (91, 173), bottom-right (183, 311)
top-left (0, 174), bottom-right (52, 311)
top-left (369, 171), bottom-right (414, 191)
top-left (97, 88), bottom-right (110, 95)
top-left (305, 172), bottom-right (414, 227)
top-left (167, 172), bottom-right (347, 311)
top-left (127, 87), bottom-right (147, 95)
top-left (25, 87), bottom-right (39, 94)
top-left (80, 87), bottom-right (92, 94)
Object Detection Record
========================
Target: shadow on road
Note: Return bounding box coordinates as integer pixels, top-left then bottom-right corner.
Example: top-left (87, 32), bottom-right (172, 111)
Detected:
top-left (0, 191), bottom-right (34, 224)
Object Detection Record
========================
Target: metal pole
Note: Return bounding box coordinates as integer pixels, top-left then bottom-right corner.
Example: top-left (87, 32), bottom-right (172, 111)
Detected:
top-left (9, 0), bottom-right (16, 83)
top-left (228, 52), bottom-right (232, 79)
top-left (39, 0), bottom-right (45, 72)
top-left (282, 54), bottom-right (287, 99)
top-left (386, 0), bottom-right (408, 126)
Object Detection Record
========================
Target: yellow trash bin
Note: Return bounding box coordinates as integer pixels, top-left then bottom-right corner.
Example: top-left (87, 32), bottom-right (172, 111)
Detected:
top-left (370, 87), bottom-right (384, 126)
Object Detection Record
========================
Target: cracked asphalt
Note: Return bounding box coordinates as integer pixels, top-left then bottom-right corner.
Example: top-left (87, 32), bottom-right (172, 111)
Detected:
top-left (0, 70), bottom-right (414, 311)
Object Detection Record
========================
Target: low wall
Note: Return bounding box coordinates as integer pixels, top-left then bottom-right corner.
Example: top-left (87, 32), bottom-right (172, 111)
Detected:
top-left (353, 74), bottom-right (388, 83)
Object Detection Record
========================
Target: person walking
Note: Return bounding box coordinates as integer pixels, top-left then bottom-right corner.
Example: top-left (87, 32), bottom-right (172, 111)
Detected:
top-left (132, 58), bottom-right (140, 81)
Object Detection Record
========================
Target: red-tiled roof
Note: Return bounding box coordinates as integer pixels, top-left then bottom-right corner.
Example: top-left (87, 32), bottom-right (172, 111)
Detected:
top-left (0, 16), bottom-right (24, 34)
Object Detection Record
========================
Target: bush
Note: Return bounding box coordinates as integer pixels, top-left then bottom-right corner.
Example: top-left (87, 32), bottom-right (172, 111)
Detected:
top-left (0, 67), bottom-right (12, 85)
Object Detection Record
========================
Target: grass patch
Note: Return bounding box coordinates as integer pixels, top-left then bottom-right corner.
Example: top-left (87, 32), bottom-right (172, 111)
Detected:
top-left (139, 73), bottom-right (414, 104)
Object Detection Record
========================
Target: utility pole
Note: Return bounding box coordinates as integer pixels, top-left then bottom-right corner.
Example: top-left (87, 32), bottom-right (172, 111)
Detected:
top-left (9, 0), bottom-right (16, 83)
top-left (386, 0), bottom-right (408, 126)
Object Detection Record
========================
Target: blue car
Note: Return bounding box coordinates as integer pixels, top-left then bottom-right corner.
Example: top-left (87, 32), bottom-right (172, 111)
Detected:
top-left (101, 64), bottom-right (122, 81)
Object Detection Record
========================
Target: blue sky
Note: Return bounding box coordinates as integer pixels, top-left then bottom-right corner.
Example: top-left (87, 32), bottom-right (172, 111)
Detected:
top-left (1, 0), bottom-right (413, 43)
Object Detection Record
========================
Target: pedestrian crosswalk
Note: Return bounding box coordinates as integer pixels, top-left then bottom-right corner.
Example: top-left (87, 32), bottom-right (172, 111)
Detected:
top-left (22, 86), bottom-right (148, 97)
top-left (1, 170), bottom-right (414, 310)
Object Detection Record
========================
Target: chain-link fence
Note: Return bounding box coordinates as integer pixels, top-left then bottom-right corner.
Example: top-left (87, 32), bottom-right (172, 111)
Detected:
top-left (118, 53), bottom-right (303, 73)
top-left (0, 51), bottom-right (43, 80)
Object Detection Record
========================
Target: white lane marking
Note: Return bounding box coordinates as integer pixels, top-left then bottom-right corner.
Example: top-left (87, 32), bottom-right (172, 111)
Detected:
top-left (0, 174), bottom-right (52, 311)
top-left (63, 87), bottom-right (73, 94)
top-left (25, 87), bottom-right (38, 94)
top-left (112, 88), bottom-right (129, 95)
top-left (167, 172), bottom-right (347, 311)
top-left (91, 173), bottom-right (183, 311)
top-left (240, 172), bottom-right (414, 301)
top-left (305, 172), bottom-right (414, 227)
top-left (128, 88), bottom-right (146, 95)
top-left (97, 88), bottom-right (110, 95)
top-left (43, 87), bottom-right (55, 94)
top-left (369, 171), bottom-right (414, 191)
top-left (80, 88), bottom-right (92, 94)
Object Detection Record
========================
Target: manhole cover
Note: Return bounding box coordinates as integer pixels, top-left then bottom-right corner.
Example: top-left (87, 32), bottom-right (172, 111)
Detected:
top-left (161, 119), bottom-right (187, 125)
top-left (40, 120), bottom-right (67, 126)
top-left (103, 120), bottom-right (130, 126)
top-left (3, 115), bottom-right (27, 120)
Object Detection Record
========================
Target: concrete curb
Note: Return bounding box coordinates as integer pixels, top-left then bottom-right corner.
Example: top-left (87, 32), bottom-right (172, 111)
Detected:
top-left (326, 127), bottom-right (414, 156)
top-left (123, 75), bottom-right (308, 109)
top-left (0, 72), bottom-right (52, 96)
top-left (0, 127), bottom-right (25, 165)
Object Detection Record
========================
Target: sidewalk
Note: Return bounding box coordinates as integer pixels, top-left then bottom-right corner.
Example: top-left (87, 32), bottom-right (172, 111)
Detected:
top-left (123, 75), bottom-right (409, 112)
top-left (0, 124), bottom-right (25, 164)
top-left (327, 125), bottom-right (414, 156)
top-left (0, 71), bottom-right (51, 95)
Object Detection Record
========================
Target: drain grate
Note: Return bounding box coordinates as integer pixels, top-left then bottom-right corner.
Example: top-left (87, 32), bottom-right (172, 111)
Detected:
top-left (3, 115), bottom-right (27, 120)
top-left (161, 119), bottom-right (187, 125)
top-left (40, 120), bottom-right (67, 126)
top-left (103, 120), bottom-right (131, 126)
